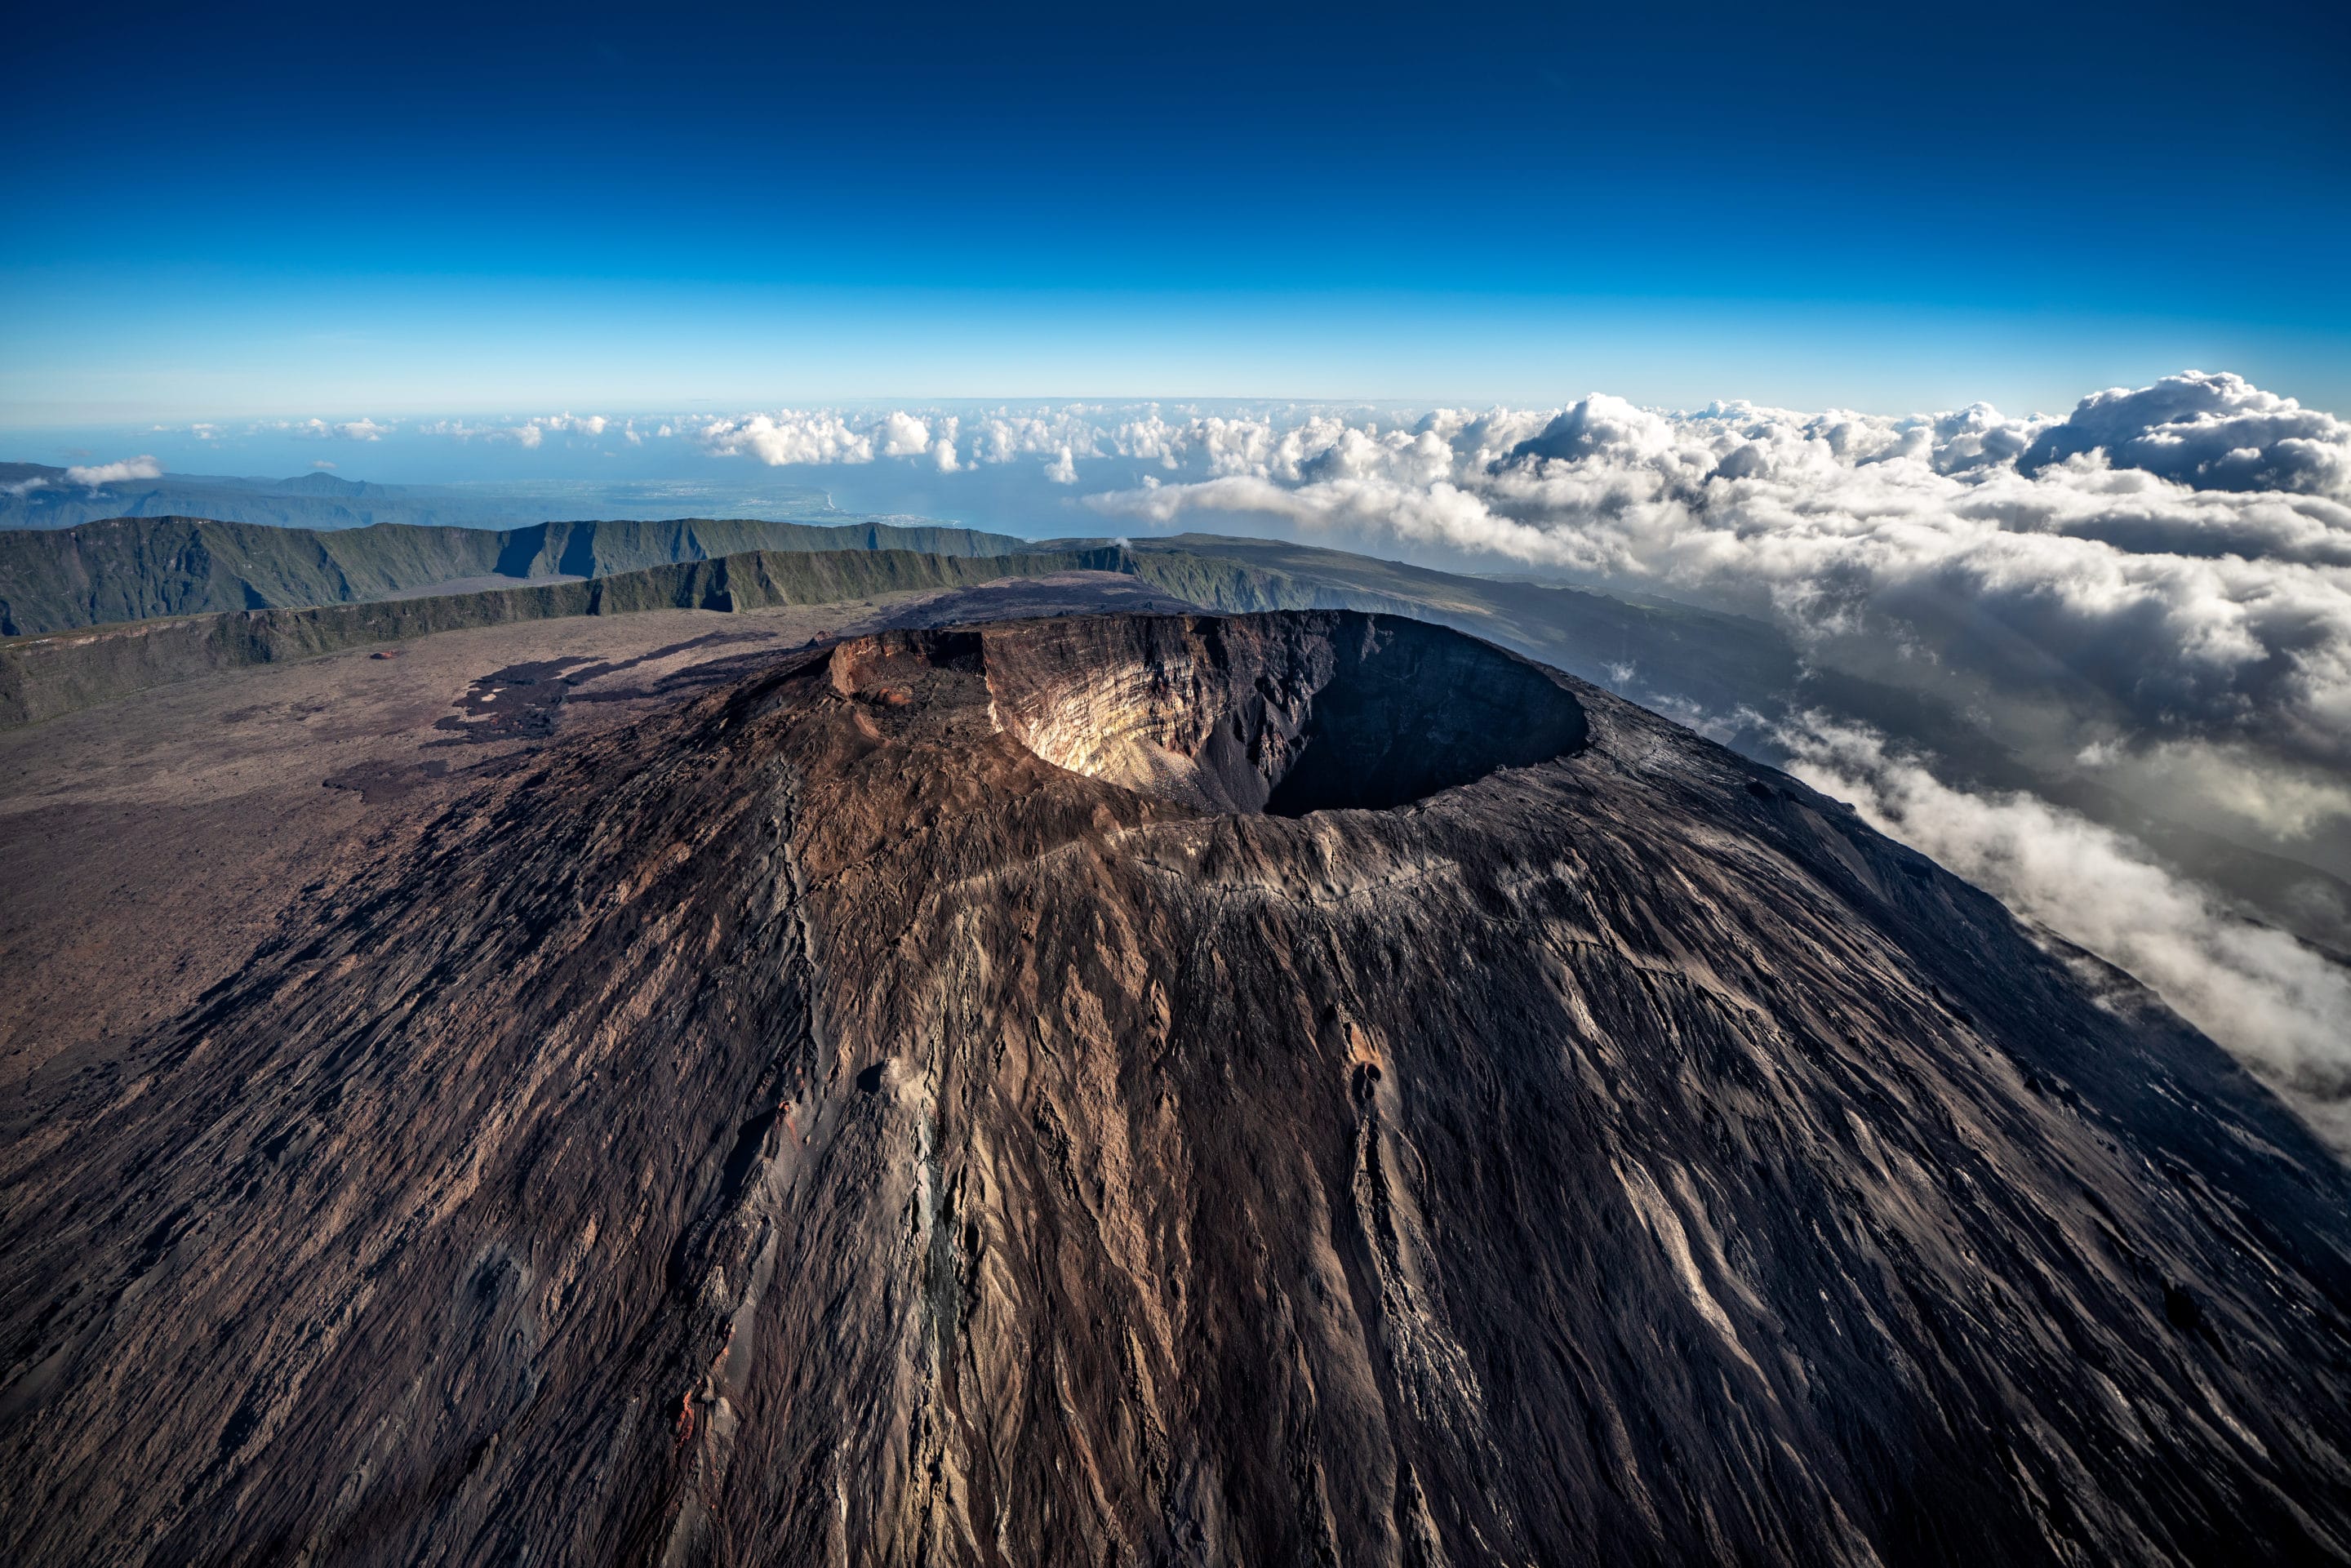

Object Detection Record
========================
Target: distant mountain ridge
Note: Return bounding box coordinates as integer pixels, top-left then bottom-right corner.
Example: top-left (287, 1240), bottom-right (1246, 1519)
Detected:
top-left (2, 463), bottom-right (549, 532)
top-left (272, 471), bottom-right (388, 497)
top-left (0, 544), bottom-right (1133, 727)
top-left (0, 462), bottom-right (864, 534)
top-left (0, 515), bottom-right (1031, 636)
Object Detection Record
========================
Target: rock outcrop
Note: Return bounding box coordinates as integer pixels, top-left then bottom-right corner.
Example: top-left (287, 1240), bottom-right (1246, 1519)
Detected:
top-left (2, 610), bottom-right (2347, 1565)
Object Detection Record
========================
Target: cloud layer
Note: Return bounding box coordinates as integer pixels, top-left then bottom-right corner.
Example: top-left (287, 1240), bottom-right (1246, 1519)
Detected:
top-left (697, 406), bottom-right (1104, 478)
top-left (416, 413), bottom-right (622, 448)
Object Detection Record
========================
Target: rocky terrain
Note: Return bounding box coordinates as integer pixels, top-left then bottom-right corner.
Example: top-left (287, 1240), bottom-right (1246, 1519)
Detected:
top-left (2, 608), bottom-right (2349, 1565)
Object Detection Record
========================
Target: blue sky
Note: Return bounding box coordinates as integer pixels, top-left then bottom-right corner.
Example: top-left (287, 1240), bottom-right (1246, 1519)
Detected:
top-left (5, 0), bottom-right (2347, 425)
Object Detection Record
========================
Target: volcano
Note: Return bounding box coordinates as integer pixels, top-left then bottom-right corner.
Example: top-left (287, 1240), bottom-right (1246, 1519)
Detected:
top-left (2, 610), bottom-right (2348, 1565)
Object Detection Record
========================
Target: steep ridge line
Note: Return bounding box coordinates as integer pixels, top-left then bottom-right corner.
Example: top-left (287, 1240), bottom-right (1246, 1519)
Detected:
top-left (0, 533), bottom-right (1758, 732)
top-left (0, 546), bottom-right (1135, 727)
top-left (0, 514), bottom-right (1033, 637)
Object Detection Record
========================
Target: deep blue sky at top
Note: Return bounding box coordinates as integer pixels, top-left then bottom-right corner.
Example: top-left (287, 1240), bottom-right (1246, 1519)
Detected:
top-left (4, 0), bottom-right (2348, 423)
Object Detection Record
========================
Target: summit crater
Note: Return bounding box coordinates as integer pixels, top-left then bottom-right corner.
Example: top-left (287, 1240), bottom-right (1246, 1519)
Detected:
top-left (974, 612), bottom-right (1590, 815)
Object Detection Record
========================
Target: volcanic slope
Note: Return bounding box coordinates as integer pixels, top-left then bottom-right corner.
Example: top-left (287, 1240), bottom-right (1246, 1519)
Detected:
top-left (2, 611), bottom-right (2348, 1566)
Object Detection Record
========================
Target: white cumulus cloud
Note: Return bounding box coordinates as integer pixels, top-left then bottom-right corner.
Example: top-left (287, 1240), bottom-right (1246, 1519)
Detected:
top-left (879, 411), bottom-right (931, 457)
top-left (64, 455), bottom-right (163, 487)
top-left (698, 411), bottom-right (877, 467)
top-left (701, 405), bottom-right (1136, 473)
top-left (2020, 371), bottom-right (2351, 495)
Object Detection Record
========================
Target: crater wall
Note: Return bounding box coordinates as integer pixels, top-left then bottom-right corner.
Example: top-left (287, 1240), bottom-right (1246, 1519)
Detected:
top-left (981, 611), bottom-right (1589, 815)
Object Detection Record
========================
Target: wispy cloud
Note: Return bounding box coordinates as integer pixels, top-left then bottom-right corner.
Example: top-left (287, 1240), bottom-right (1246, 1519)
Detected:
top-left (416, 413), bottom-right (611, 448)
top-left (1782, 715), bottom-right (2351, 1151)
top-left (278, 416), bottom-right (393, 441)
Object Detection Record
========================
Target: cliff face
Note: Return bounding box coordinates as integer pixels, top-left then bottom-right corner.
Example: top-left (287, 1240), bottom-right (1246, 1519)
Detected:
top-left (983, 613), bottom-right (1586, 814)
top-left (2, 611), bottom-right (2347, 1566)
top-left (0, 546), bottom-right (1139, 728)
top-left (0, 516), bottom-right (1035, 637)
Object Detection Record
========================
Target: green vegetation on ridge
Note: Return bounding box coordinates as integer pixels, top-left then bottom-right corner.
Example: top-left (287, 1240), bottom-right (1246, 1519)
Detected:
top-left (0, 546), bottom-right (1128, 727)
top-left (0, 514), bottom-right (1033, 637)
top-left (0, 520), bottom-right (1811, 734)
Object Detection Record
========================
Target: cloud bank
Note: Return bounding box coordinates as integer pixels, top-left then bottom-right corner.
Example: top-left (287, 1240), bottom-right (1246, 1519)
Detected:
top-left (694, 405), bottom-right (1208, 482)
top-left (2019, 371), bottom-right (2351, 495)
top-left (279, 417), bottom-right (393, 442)
top-left (416, 413), bottom-right (617, 448)
top-left (1078, 375), bottom-right (2351, 845)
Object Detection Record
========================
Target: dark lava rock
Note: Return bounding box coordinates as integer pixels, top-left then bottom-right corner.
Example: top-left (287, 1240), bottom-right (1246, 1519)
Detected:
top-left (2, 610), bottom-right (2349, 1566)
